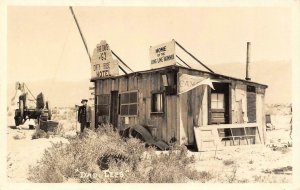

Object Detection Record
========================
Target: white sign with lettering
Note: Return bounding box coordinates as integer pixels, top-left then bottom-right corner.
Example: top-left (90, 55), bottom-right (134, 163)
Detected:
top-left (178, 73), bottom-right (217, 94)
top-left (91, 40), bottom-right (119, 79)
top-left (150, 40), bottom-right (176, 69)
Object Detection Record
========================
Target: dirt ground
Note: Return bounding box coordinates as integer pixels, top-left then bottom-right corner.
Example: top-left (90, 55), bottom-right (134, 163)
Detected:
top-left (191, 129), bottom-right (292, 183)
top-left (7, 125), bottom-right (69, 183)
top-left (6, 114), bottom-right (292, 183)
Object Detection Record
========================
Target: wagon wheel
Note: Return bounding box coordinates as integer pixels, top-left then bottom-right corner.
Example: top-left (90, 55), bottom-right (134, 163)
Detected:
top-left (46, 101), bottom-right (52, 120)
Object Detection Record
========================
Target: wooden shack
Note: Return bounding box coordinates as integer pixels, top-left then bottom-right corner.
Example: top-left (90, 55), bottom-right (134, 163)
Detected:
top-left (91, 64), bottom-right (268, 150)
top-left (89, 40), bottom-right (268, 151)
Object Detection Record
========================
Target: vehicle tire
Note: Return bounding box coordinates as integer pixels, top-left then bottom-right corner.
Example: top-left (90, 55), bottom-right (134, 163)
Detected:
top-left (19, 100), bottom-right (24, 118)
top-left (14, 116), bottom-right (23, 126)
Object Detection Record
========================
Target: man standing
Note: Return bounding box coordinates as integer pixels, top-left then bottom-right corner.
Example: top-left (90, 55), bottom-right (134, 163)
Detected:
top-left (78, 99), bottom-right (91, 133)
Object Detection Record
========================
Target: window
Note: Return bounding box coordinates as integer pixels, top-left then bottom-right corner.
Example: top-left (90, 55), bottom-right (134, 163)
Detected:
top-left (151, 93), bottom-right (164, 113)
top-left (217, 126), bottom-right (261, 146)
top-left (211, 93), bottom-right (224, 109)
top-left (97, 94), bottom-right (110, 116)
top-left (120, 91), bottom-right (138, 116)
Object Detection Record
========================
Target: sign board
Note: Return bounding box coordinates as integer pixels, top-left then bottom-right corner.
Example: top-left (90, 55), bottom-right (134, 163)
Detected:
top-left (91, 40), bottom-right (119, 79)
top-left (150, 40), bottom-right (176, 69)
top-left (178, 73), bottom-right (216, 94)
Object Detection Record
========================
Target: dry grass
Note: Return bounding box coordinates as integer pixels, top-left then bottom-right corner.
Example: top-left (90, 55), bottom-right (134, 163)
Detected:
top-left (31, 129), bottom-right (49, 139)
top-left (223, 159), bottom-right (235, 166)
top-left (28, 125), bottom-right (204, 183)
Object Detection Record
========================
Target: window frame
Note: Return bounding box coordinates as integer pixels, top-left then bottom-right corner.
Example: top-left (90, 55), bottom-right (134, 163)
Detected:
top-left (211, 93), bottom-right (225, 110)
top-left (96, 94), bottom-right (110, 117)
top-left (119, 90), bottom-right (139, 117)
top-left (217, 126), bottom-right (261, 146)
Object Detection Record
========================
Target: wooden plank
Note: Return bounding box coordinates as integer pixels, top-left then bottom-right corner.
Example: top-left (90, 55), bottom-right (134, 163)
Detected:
top-left (176, 94), bottom-right (181, 144)
top-left (256, 94), bottom-right (265, 144)
top-left (205, 123), bottom-right (258, 128)
top-left (166, 96), bottom-right (172, 143)
top-left (194, 127), bottom-right (220, 152)
top-left (187, 90), bottom-right (194, 144)
top-left (171, 95), bottom-right (177, 142)
top-left (180, 92), bottom-right (188, 144)
top-left (202, 86), bottom-right (208, 126)
top-left (119, 77), bottom-right (128, 92)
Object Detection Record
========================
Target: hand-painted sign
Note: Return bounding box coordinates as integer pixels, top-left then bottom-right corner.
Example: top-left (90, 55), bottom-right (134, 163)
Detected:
top-left (91, 40), bottom-right (119, 79)
top-left (178, 73), bottom-right (217, 94)
top-left (150, 40), bottom-right (176, 69)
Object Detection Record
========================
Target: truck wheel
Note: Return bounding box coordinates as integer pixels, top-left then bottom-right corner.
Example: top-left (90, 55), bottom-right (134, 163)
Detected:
top-left (19, 100), bottom-right (24, 118)
top-left (14, 116), bottom-right (23, 126)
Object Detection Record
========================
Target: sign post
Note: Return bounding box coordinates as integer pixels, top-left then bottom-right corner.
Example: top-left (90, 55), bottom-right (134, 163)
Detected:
top-left (150, 40), bottom-right (176, 69)
top-left (91, 40), bottom-right (119, 80)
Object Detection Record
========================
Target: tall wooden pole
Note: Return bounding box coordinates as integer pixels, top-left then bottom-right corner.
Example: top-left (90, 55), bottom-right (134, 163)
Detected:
top-left (246, 42), bottom-right (251, 81)
top-left (69, 6), bottom-right (91, 62)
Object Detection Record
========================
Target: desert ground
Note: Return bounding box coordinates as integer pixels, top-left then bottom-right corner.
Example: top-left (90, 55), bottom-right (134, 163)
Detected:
top-left (7, 105), bottom-right (292, 183)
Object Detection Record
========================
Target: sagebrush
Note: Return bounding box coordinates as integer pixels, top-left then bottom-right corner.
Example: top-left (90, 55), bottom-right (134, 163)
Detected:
top-left (28, 126), bottom-right (205, 183)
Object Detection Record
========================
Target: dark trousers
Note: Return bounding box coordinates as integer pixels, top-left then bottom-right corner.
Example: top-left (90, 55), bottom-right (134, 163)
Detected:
top-left (80, 122), bottom-right (90, 133)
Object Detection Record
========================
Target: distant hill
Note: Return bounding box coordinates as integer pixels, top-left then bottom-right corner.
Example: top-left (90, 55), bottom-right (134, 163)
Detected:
top-left (7, 61), bottom-right (291, 107)
top-left (7, 80), bottom-right (92, 107)
top-left (209, 61), bottom-right (291, 104)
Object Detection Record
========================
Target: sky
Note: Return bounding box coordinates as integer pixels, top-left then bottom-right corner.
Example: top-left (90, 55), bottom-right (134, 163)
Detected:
top-left (6, 6), bottom-right (293, 104)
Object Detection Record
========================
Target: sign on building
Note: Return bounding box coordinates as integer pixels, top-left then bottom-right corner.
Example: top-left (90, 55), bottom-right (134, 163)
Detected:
top-left (91, 40), bottom-right (119, 79)
top-left (150, 40), bottom-right (176, 69)
top-left (178, 73), bottom-right (216, 94)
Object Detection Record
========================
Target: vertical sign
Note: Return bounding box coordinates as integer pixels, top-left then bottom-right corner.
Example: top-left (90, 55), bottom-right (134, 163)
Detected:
top-left (91, 40), bottom-right (119, 79)
top-left (149, 40), bottom-right (176, 69)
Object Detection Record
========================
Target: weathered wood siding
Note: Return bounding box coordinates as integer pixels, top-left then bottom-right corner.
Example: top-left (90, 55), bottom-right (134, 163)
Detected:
top-left (94, 66), bottom-right (267, 146)
top-left (232, 82), bottom-right (248, 124)
top-left (178, 68), bottom-right (209, 145)
top-left (256, 87), bottom-right (266, 144)
top-left (95, 69), bottom-right (178, 143)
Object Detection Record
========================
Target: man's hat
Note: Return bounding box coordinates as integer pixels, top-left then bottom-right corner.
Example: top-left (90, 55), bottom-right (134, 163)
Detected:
top-left (81, 99), bottom-right (88, 103)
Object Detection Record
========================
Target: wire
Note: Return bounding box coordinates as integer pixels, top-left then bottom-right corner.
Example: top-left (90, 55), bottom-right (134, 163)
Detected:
top-left (175, 40), bottom-right (214, 73)
top-left (176, 55), bottom-right (192, 68)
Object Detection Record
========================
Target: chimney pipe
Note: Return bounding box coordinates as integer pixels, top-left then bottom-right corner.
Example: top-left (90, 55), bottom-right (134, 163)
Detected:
top-left (245, 42), bottom-right (251, 81)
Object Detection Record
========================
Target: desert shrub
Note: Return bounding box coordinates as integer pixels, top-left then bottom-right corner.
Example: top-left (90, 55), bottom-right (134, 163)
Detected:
top-left (223, 159), bottom-right (235, 166)
top-left (249, 159), bottom-right (254, 164)
top-left (32, 129), bottom-right (49, 139)
top-left (225, 165), bottom-right (238, 183)
top-left (28, 125), bottom-right (205, 183)
top-left (13, 133), bottom-right (26, 140)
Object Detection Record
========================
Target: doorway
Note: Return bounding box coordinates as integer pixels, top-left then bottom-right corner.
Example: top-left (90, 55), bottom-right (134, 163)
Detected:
top-left (208, 83), bottom-right (231, 124)
top-left (110, 91), bottom-right (119, 128)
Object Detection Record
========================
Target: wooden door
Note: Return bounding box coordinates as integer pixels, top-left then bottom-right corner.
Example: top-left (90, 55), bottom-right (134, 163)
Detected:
top-left (208, 83), bottom-right (231, 124)
top-left (247, 86), bottom-right (256, 123)
top-left (110, 91), bottom-right (119, 128)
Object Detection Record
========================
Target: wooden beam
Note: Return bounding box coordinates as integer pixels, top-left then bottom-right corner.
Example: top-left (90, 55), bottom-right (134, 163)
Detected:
top-left (176, 55), bottom-right (192, 68)
top-left (112, 50), bottom-right (134, 73)
top-left (69, 6), bottom-right (91, 62)
top-left (175, 40), bottom-right (214, 73)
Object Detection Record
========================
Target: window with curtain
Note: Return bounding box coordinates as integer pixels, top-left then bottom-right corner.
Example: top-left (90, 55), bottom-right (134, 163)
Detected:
top-left (151, 93), bottom-right (164, 113)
